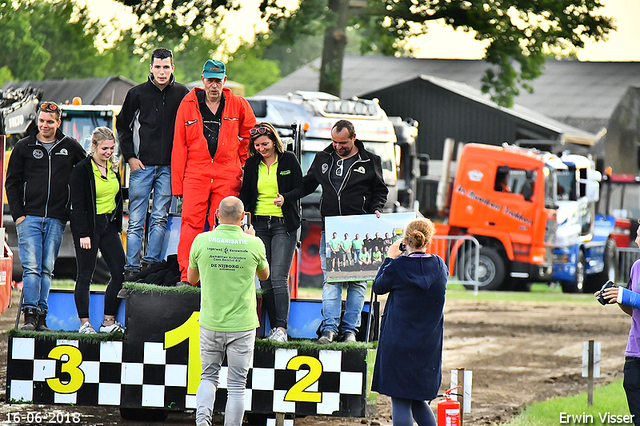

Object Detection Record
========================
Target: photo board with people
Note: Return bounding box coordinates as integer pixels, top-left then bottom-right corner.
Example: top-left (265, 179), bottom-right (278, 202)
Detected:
top-left (324, 212), bottom-right (416, 282)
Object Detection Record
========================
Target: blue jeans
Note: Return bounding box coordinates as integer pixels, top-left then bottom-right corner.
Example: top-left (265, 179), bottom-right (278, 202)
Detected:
top-left (16, 216), bottom-right (66, 310)
top-left (126, 165), bottom-right (172, 271)
top-left (254, 219), bottom-right (296, 330)
top-left (196, 327), bottom-right (255, 426)
top-left (320, 232), bottom-right (367, 335)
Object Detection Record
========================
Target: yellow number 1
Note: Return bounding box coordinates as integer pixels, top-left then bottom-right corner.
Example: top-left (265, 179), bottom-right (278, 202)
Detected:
top-left (165, 311), bottom-right (201, 395)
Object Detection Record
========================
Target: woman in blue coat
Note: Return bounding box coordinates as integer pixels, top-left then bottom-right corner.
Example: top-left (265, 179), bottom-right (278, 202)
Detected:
top-left (372, 218), bottom-right (447, 426)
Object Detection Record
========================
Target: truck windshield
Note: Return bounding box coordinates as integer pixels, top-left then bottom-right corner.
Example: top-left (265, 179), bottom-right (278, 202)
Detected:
top-left (300, 139), bottom-right (397, 186)
top-left (61, 115), bottom-right (111, 152)
top-left (556, 169), bottom-right (575, 201)
top-left (544, 166), bottom-right (558, 209)
top-left (600, 181), bottom-right (640, 220)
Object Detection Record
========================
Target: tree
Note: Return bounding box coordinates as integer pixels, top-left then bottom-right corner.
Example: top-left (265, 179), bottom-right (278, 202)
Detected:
top-left (226, 41), bottom-right (281, 96)
top-left (113, 0), bottom-right (614, 107)
top-left (0, 0), bottom-right (106, 81)
top-left (29, 0), bottom-right (104, 79)
top-left (99, 28), bottom-right (148, 83)
top-left (0, 2), bottom-right (50, 81)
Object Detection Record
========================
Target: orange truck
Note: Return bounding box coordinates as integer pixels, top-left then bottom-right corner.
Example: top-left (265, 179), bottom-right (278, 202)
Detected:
top-left (436, 143), bottom-right (562, 290)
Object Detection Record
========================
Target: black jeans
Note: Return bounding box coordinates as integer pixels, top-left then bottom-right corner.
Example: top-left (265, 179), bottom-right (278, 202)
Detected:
top-left (254, 218), bottom-right (297, 330)
top-left (624, 356), bottom-right (640, 426)
top-left (74, 215), bottom-right (125, 319)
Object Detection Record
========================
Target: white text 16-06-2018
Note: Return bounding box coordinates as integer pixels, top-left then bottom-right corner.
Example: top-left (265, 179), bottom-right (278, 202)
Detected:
top-left (5, 411), bottom-right (82, 424)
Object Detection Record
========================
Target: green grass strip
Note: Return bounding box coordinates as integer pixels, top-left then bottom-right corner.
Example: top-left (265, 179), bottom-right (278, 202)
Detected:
top-left (255, 337), bottom-right (376, 352)
top-left (503, 379), bottom-right (632, 426)
top-left (8, 328), bottom-right (123, 342)
top-left (122, 282), bottom-right (200, 294)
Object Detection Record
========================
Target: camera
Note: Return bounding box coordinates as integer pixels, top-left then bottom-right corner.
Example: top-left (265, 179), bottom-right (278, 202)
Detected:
top-left (399, 242), bottom-right (406, 252)
top-left (597, 280), bottom-right (617, 305)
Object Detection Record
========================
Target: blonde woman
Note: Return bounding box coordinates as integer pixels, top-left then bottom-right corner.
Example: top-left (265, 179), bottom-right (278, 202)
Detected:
top-left (371, 218), bottom-right (447, 426)
top-left (70, 127), bottom-right (125, 334)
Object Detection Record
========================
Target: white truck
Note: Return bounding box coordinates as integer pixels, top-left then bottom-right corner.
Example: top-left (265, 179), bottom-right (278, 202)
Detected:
top-left (246, 91), bottom-right (416, 285)
top-left (552, 152), bottom-right (617, 293)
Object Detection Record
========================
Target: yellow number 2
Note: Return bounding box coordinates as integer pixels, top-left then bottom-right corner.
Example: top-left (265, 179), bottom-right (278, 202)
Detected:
top-left (284, 356), bottom-right (322, 403)
top-left (46, 345), bottom-right (85, 394)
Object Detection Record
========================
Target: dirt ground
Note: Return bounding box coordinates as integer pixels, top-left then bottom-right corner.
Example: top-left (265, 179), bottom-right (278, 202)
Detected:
top-left (0, 291), bottom-right (631, 426)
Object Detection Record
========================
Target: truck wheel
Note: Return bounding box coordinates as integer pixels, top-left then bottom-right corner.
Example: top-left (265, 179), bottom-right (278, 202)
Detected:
top-left (119, 408), bottom-right (168, 421)
top-left (562, 251), bottom-right (586, 293)
top-left (462, 247), bottom-right (506, 291)
top-left (585, 238), bottom-right (617, 292)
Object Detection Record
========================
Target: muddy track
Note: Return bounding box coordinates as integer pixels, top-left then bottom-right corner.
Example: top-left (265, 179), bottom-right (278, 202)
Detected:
top-left (0, 293), bottom-right (630, 425)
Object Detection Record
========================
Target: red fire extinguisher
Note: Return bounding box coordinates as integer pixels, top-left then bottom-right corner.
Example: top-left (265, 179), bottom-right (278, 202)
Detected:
top-left (437, 386), bottom-right (461, 426)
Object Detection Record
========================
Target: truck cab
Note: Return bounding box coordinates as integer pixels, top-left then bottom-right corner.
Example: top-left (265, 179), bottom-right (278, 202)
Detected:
top-left (553, 153), bottom-right (616, 293)
top-left (438, 143), bottom-right (560, 290)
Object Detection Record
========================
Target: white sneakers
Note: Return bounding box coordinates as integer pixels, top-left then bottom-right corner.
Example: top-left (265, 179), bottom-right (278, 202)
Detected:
top-left (266, 327), bottom-right (288, 342)
top-left (100, 321), bottom-right (124, 333)
top-left (78, 321), bottom-right (124, 334)
top-left (78, 322), bottom-right (97, 334)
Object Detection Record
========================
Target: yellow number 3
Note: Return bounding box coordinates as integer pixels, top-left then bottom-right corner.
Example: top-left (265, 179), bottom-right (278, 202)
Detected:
top-left (284, 356), bottom-right (322, 403)
top-left (46, 345), bottom-right (85, 394)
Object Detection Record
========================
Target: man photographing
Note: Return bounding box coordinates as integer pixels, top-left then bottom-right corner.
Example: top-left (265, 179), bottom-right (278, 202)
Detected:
top-left (188, 196), bottom-right (269, 426)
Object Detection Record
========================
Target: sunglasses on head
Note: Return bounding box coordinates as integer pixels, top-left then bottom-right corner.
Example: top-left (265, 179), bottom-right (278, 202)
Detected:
top-left (40, 102), bottom-right (59, 113)
top-left (250, 126), bottom-right (272, 137)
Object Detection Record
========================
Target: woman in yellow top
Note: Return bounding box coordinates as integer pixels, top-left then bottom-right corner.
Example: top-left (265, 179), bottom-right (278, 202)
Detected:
top-left (239, 122), bottom-right (304, 342)
top-left (70, 127), bottom-right (124, 334)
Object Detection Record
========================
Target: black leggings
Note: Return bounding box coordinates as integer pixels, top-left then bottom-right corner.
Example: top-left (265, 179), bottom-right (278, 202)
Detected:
top-left (73, 215), bottom-right (125, 319)
top-left (624, 356), bottom-right (640, 426)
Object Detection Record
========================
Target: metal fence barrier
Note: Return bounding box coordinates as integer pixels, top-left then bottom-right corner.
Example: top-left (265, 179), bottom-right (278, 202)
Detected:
top-left (429, 235), bottom-right (481, 290)
top-left (618, 247), bottom-right (640, 285)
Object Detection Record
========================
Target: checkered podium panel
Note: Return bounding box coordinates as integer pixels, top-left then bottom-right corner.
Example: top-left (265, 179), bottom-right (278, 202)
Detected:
top-left (7, 336), bottom-right (370, 417)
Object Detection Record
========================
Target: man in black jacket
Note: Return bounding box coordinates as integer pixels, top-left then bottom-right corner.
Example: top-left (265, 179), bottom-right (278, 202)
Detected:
top-left (303, 119), bottom-right (388, 343)
top-left (5, 101), bottom-right (85, 331)
top-left (117, 48), bottom-right (189, 280)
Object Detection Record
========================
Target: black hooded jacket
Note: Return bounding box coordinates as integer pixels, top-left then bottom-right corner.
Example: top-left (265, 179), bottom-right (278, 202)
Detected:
top-left (303, 139), bottom-right (388, 218)
top-left (116, 73), bottom-right (189, 165)
top-left (5, 128), bottom-right (85, 222)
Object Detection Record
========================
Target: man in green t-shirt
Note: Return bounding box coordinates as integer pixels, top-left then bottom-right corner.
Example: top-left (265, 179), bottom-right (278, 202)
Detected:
top-left (188, 196), bottom-right (269, 426)
top-left (358, 247), bottom-right (371, 270)
top-left (340, 233), bottom-right (353, 267)
top-left (328, 231), bottom-right (342, 272)
top-left (372, 246), bottom-right (383, 265)
top-left (351, 234), bottom-right (363, 266)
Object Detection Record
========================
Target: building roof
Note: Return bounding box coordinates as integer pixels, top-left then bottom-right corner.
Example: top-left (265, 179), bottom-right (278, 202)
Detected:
top-left (1, 75), bottom-right (136, 105)
top-left (388, 75), bottom-right (597, 146)
top-left (258, 55), bottom-right (640, 131)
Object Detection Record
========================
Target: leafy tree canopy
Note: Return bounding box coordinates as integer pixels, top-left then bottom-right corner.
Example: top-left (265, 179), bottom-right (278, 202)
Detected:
top-left (113, 0), bottom-right (615, 106)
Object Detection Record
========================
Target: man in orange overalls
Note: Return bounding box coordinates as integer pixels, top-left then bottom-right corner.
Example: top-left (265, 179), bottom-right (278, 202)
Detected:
top-left (172, 59), bottom-right (256, 284)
